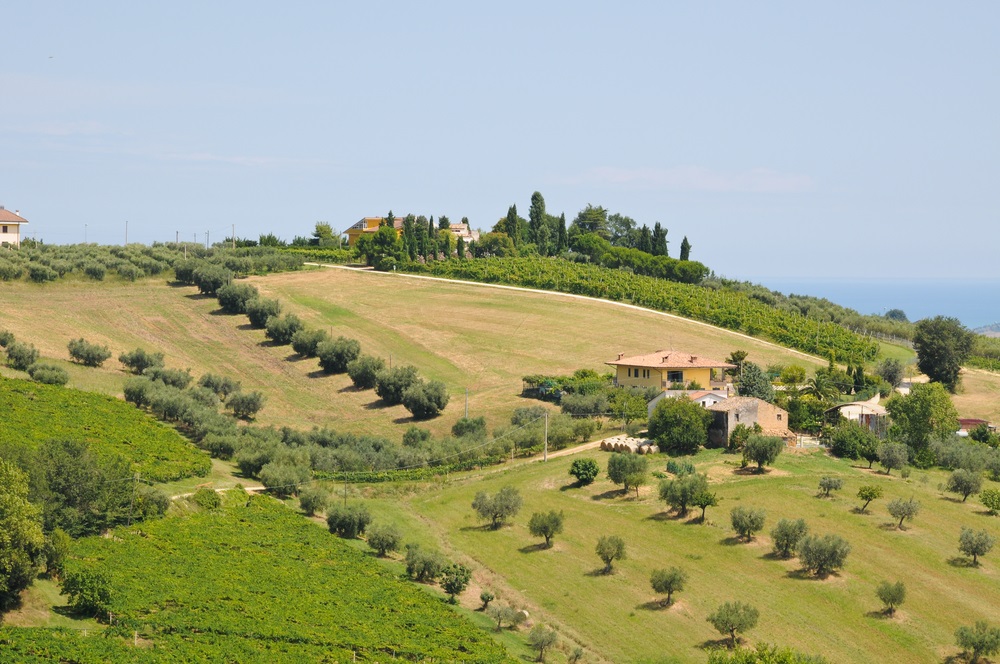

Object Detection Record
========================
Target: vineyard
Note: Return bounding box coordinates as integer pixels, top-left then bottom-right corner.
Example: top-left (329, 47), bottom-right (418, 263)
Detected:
top-left (0, 376), bottom-right (210, 483)
top-left (400, 258), bottom-right (880, 363)
top-left (18, 493), bottom-right (510, 663)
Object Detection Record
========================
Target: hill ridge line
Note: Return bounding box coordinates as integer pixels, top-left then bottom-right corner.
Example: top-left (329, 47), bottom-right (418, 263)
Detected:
top-left (304, 262), bottom-right (822, 363)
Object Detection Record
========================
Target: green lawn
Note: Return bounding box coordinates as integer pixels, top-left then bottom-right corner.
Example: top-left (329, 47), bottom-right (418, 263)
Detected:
top-left (372, 449), bottom-right (1000, 663)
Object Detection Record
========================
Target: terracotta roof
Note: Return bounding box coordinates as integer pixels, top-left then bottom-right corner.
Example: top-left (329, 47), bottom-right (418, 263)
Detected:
top-left (708, 396), bottom-right (783, 412)
top-left (607, 350), bottom-right (735, 370)
top-left (825, 401), bottom-right (888, 416)
top-left (0, 208), bottom-right (27, 223)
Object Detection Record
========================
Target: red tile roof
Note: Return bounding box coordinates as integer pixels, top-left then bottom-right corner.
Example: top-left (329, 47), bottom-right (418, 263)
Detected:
top-left (607, 350), bottom-right (735, 370)
top-left (0, 208), bottom-right (27, 223)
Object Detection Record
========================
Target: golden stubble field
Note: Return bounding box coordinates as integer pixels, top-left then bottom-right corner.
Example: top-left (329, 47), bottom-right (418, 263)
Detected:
top-left (1, 267), bottom-right (997, 441)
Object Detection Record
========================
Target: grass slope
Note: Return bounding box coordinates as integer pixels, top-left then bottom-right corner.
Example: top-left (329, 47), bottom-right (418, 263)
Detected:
top-left (375, 450), bottom-right (1000, 663)
top-left (13, 493), bottom-right (511, 663)
top-left (0, 376), bottom-right (209, 482)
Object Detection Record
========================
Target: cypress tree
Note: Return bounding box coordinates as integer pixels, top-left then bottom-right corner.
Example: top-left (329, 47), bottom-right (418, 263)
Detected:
top-left (680, 236), bottom-right (692, 260)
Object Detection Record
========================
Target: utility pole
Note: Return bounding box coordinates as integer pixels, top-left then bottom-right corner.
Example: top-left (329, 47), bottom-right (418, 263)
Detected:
top-left (231, 224), bottom-right (235, 249)
top-left (206, 231), bottom-right (210, 248)
top-left (543, 411), bottom-right (548, 462)
top-left (175, 230), bottom-right (179, 244)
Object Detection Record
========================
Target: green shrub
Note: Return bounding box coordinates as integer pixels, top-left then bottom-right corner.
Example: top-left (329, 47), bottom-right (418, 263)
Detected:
top-left (347, 354), bottom-right (385, 389)
top-left (291, 328), bottom-right (329, 357)
top-left (569, 458), bottom-right (600, 485)
top-left (216, 282), bottom-right (260, 314)
top-left (327, 504), bottom-right (372, 539)
top-left (198, 373), bottom-right (241, 398)
top-left (67, 338), bottom-right (112, 367)
top-left (317, 336), bottom-right (362, 374)
top-left (227, 391), bottom-right (266, 419)
top-left (119, 347), bottom-right (165, 374)
top-left (0, 330), bottom-right (14, 347)
top-left (402, 380), bottom-right (450, 419)
top-left (28, 263), bottom-right (57, 282)
top-left (28, 362), bottom-right (69, 386)
top-left (245, 297), bottom-right (282, 328)
top-left (0, 260), bottom-right (24, 280)
top-left (6, 341), bottom-right (40, 370)
top-left (83, 262), bottom-right (106, 281)
top-left (192, 264), bottom-right (231, 295)
top-left (144, 366), bottom-right (194, 389)
top-left (265, 313), bottom-right (305, 345)
top-left (192, 487), bottom-right (221, 510)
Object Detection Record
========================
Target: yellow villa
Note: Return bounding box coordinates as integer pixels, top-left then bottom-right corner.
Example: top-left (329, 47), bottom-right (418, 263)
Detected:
top-left (342, 217), bottom-right (403, 247)
top-left (606, 350), bottom-right (734, 390)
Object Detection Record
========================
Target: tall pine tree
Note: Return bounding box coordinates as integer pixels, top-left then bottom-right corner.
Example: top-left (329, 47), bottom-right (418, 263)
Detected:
top-left (680, 236), bottom-right (692, 261)
top-left (528, 192), bottom-right (546, 252)
top-left (505, 205), bottom-right (520, 246)
top-left (652, 222), bottom-right (668, 256)
top-left (557, 213), bottom-right (568, 253)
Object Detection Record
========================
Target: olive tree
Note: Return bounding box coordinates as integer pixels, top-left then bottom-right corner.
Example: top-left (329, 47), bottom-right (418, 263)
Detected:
top-left (981, 488), bottom-right (1000, 515)
top-left (876, 580), bottom-right (906, 616)
top-left (472, 486), bottom-right (522, 529)
top-left (877, 443), bottom-right (908, 475)
top-left (857, 485), bottom-right (883, 513)
top-left (366, 523), bottom-right (402, 557)
top-left (707, 601), bottom-right (759, 648)
top-left (346, 354), bottom-right (385, 389)
top-left (959, 527), bottom-right (996, 566)
top-left (650, 567), bottom-right (686, 606)
top-left (955, 621), bottom-right (1000, 664)
top-left (316, 336), bottom-right (361, 374)
top-left (770, 518), bottom-right (808, 558)
top-left (818, 476), bottom-right (844, 498)
top-left (730, 506), bottom-right (766, 542)
top-left (528, 511), bottom-right (564, 548)
top-left (527, 624), bottom-right (558, 662)
top-left (67, 338), bottom-right (112, 367)
top-left (798, 534), bottom-right (851, 576)
top-left (947, 469), bottom-right (983, 502)
top-left (887, 497), bottom-right (921, 530)
top-left (659, 473), bottom-right (709, 517)
top-left (595, 535), bottom-right (626, 573)
top-left (607, 453), bottom-right (648, 497)
top-left (743, 435), bottom-right (784, 473)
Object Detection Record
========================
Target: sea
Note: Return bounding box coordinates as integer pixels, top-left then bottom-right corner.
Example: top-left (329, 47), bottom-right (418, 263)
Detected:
top-left (757, 278), bottom-right (1000, 331)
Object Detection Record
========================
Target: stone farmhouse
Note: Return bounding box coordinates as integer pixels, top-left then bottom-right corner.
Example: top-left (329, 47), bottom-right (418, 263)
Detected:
top-left (707, 397), bottom-right (792, 447)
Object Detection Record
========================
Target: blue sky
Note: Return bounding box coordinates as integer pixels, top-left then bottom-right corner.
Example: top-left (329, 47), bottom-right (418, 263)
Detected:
top-left (2, 2), bottom-right (997, 280)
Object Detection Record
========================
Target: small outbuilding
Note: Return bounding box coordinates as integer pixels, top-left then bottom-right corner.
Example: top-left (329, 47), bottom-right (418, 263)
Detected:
top-left (707, 397), bottom-right (792, 447)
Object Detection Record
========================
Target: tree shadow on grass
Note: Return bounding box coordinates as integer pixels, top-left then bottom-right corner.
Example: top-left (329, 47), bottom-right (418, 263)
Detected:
top-left (865, 609), bottom-right (894, 620)
top-left (637, 600), bottom-right (667, 611)
top-left (940, 655), bottom-right (966, 664)
top-left (393, 415), bottom-right (417, 425)
top-left (363, 398), bottom-right (389, 410)
top-left (590, 489), bottom-right (626, 501)
top-left (237, 323), bottom-right (256, 331)
top-left (947, 556), bottom-right (977, 568)
top-left (645, 511), bottom-right (677, 522)
top-left (698, 637), bottom-right (735, 651)
top-left (718, 536), bottom-right (744, 546)
top-left (338, 384), bottom-right (364, 393)
top-left (733, 467), bottom-right (769, 476)
top-left (518, 543), bottom-right (548, 554)
top-left (784, 568), bottom-right (819, 581)
top-left (284, 353), bottom-right (310, 362)
top-left (940, 496), bottom-right (965, 504)
top-left (878, 522), bottom-right (905, 531)
top-left (558, 482), bottom-right (584, 492)
top-left (849, 507), bottom-right (873, 515)
top-left (305, 370), bottom-right (329, 379)
top-left (584, 568), bottom-right (613, 577)
top-left (459, 524), bottom-right (494, 533)
top-left (257, 340), bottom-right (284, 348)
top-left (760, 551), bottom-right (789, 562)
top-left (184, 292), bottom-right (214, 300)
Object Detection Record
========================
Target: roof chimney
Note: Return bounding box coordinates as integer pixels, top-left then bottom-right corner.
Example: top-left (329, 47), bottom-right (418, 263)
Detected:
top-left (617, 352), bottom-right (624, 360)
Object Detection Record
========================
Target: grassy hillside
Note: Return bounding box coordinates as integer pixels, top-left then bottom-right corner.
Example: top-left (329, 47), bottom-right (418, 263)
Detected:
top-left (370, 449), bottom-right (1000, 663)
top-left (1, 492), bottom-right (511, 663)
top-left (0, 269), bottom-right (835, 441)
top-left (0, 376), bottom-right (209, 482)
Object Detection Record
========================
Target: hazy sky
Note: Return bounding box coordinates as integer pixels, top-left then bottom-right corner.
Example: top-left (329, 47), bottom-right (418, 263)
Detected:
top-left (2, 2), bottom-right (997, 280)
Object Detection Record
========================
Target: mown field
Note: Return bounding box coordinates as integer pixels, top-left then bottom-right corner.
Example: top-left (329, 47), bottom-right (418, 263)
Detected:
top-left (0, 492), bottom-right (511, 663)
top-left (0, 376), bottom-right (209, 482)
top-left (0, 268), bottom-right (843, 441)
top-left (358, 448), bottom-right (1000, 663)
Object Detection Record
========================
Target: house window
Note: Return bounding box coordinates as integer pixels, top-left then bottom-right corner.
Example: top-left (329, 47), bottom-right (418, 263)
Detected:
top-left (777, 414), bottom-right (782, 421)
top-left (667, 371), bottom-right (683, 383)
top-left (1, 226), bottom-right (6, 233)
top-left (735, 413), bottom-right (740, 422)
top-left (627, 368), bottom-right (632, 378)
